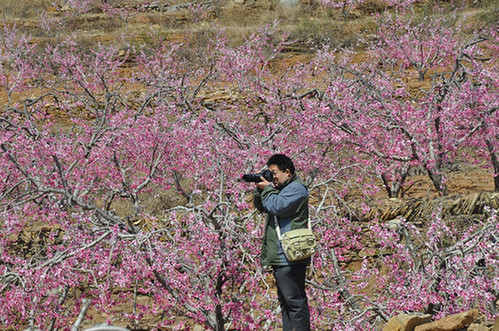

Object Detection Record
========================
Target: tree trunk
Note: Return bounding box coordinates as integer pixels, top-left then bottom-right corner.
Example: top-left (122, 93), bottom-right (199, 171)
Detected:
top-left (381, 173), bottom-right (394, 198)
top-left (426, 168), bottom-right (448, 196)
top-left (215, 304), bottom-right (225, 331)
top-left (486, 139), bottom-right (499, 192)
top-left (381, 165), bottom-right (409, 198)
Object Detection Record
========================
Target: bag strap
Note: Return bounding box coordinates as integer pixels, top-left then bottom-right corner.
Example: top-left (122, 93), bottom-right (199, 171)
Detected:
top-left (274, 215), bottom-right (312, 241)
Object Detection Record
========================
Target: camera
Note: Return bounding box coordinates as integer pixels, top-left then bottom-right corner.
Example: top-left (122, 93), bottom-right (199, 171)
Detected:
top-left (242, 169), bottom-right (274, 183)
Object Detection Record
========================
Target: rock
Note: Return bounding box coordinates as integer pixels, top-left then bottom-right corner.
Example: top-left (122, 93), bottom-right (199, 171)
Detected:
top-left (414, 309), bottom-right (478, 331)
top-left (192, 325), bottom-right (205, 331)
top-left (386, 218), bottom-right (403, 231)
top-left (466, 323), bottom-right (489, 331)
top-left (382, 313), bottom-right (432, 331)
top-left (279, 0), bottom-right (300, 7)
top-left (83, 325), bottom-right (129, 331)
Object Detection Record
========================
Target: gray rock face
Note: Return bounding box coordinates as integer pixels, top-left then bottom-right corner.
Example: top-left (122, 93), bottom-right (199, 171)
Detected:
top-left (382, 313), bottom-right (432, 331)
top-left (279, 0), bottom-right (300, 7)
top-left (83, 325), bottom-right (129, 331)
top-left (414, 309), bottom-right (479, 331)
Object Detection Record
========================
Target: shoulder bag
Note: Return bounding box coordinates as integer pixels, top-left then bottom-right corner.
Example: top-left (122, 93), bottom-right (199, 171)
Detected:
top-left (275, 216), bottom-right (316, 262)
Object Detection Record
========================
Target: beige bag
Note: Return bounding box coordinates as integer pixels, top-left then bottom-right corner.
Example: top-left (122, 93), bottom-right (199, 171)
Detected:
top-left (275, 216), bottom-right (316, 262)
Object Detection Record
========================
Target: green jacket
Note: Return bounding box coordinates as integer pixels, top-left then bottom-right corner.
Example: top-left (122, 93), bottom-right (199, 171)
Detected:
top-left (253, 176), bottom-right (309, 266)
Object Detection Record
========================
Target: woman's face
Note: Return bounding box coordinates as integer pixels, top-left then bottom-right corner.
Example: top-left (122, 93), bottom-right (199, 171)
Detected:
top-left (268, 164), bottom-right (291, 187)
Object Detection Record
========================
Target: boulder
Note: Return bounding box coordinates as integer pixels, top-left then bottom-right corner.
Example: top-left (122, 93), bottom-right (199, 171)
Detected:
top-left (382, 313), bottom-right (432, 331)
top-left (414, 309), bottom-right (478, 331)
top-left (279, 0), bottom-right (300, 6)
top-left (84, 326), bottom-right (129, 331)
top-left (466, 323), bottom-right (489, 331)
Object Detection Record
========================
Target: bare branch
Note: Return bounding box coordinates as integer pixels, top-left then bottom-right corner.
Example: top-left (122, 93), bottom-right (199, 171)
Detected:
top-left (71, 299), bottom-right (90, 331)
top-left (0, 144), bottom-right (40, 190)
top-left (35, 230), bottom-right (112, 270)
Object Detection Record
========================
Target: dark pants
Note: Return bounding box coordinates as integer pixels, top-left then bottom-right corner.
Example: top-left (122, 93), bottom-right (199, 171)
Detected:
top-left (273, 264), bottom-right (311, 331)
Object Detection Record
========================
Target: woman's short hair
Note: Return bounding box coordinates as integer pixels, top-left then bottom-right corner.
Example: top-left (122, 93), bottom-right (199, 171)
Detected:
top-left (267, 154), bottom-right (295, 175)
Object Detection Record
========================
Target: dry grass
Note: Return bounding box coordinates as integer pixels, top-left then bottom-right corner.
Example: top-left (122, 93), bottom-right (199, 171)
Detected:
top-left (1, 0), bottom-right (495, 53)
top-left (1, 0), bottom-right (379, 50)
top-left (0, 0), bottom-right (52, 19)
